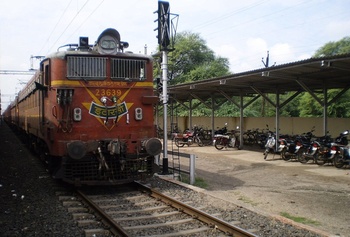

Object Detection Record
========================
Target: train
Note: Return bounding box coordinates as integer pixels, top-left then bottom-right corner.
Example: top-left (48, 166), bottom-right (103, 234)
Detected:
top-left (3, 28), bottom-right (162, 185)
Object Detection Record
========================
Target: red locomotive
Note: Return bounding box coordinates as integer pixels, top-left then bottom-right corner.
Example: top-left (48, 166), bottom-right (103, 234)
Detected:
top-left (3, 28), bottom-right (162, 185)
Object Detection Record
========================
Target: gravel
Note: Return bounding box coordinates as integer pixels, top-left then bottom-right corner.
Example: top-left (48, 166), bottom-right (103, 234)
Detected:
top-left (0, 124), bottom-right (83, 237)
top-left (147, 176), bottom-right (325, 237)
top-left (164, 144), bottom-right (350, 237)
top-left (1, 122), bottom-right (348, 237)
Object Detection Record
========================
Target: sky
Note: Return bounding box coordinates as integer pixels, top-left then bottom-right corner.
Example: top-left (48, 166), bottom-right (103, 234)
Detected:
top-left (1, 0), bottom-right (350, 110)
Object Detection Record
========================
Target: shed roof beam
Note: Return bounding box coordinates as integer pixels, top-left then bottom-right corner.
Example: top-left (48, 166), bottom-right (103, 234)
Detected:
top-left (296, 79), bottom-right (323, 105)
top-left (190, 93), bottom-right (212, 109)
top-left (218, 90), bottom-right (240, 108)
top-left (327, 85), bottom-right (350, 105)
top-left (250, 85), bottom-right (276, 107)
top-left (279, 90), bottom-right (303, 108)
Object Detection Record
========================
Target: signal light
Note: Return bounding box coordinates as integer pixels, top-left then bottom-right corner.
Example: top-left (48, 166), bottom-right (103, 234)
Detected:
top-left (157, 1), bottom-right (170, 49)
top-left (156, 77), bottom-right (162, 94)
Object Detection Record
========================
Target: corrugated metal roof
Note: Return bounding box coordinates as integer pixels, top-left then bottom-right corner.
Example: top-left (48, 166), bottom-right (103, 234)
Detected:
top-left (168, 53), bottom-right (350, 103)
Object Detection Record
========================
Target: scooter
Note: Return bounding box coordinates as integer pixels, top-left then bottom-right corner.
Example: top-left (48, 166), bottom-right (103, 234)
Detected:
top-left (263, 127), bottom-right (279, 160)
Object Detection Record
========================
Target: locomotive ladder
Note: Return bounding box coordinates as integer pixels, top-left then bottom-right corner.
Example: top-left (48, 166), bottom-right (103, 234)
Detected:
top-left (170, 140), bottom-right (181, 180)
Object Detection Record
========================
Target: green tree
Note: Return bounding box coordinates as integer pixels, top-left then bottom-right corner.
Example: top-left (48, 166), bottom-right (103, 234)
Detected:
top-left (299, 36), bottom-right (350, 117)
top-left (313, 36), bottom-right (350, 57)
top-left (154, 31), bottom-right (231, 117)
top-left (298, 90), bottom-right (350, 118)
top-left (154, 31), bottom-right (230, 84)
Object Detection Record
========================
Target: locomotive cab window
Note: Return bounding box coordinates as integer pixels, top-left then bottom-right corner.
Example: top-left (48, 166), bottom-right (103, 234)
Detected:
top-left (111, 58), bottom-right (147, 81)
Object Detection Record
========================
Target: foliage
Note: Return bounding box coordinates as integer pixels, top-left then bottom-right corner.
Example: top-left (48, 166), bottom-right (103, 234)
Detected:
top-left (155, 33), bottom-right (350, 117)
top-left (298, 90), bottom-right (350, 117)
top-left (154, 31), bottom-right (230, 84)
top-left (297, 37), bottom-right (350, 117)
top-left (313, 36), bottom-right (350, 57)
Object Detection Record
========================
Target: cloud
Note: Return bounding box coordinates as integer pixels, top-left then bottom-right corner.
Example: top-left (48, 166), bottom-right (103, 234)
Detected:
top-left (270, 43), bottom-right (293, 65)
top-left (325, 19), bottom-right (350, 40)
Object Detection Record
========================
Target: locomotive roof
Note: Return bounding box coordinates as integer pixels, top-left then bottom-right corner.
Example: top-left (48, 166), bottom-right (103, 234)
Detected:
top-left (45, 28), bottom-right (152, 61)
top-left (45, 50), bottom-right (153, 61)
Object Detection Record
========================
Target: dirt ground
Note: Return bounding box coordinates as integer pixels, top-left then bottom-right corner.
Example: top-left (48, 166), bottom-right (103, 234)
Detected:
top-left (165, 144), bottom-right (350, 237)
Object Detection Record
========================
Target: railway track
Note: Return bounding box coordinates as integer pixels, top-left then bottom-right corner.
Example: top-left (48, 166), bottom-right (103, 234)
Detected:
top-left (60, 181), bottom-right (257, 237)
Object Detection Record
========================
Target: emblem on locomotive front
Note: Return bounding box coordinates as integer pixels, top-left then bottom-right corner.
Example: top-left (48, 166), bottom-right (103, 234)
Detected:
top-left (89, 101), bottom-right (128, 118)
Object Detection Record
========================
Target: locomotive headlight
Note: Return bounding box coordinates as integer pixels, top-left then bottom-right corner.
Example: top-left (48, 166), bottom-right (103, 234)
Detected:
top-left (73, 108), bottom-right (82, 121)
top-left (100, 96), bottom-right (108, 105)
top-left (135, 108), bottom-right (142, 120)
top-left (111, 96), bottom-right (118, 103)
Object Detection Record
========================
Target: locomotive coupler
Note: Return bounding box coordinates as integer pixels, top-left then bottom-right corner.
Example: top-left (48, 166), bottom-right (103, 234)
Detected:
top-left (97, 147), bottom-right (111, 177)
top-left (108, 140), bottom-right (121, 155)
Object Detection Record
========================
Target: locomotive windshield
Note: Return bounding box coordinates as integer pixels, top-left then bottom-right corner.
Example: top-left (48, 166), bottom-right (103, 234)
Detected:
top-left (66, 56), bottom-right (147, 81)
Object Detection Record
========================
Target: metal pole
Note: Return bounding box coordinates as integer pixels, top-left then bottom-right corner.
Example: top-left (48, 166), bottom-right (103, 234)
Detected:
top-left (162, 51), bottom-right (169, 174)
top-left (240, 92), bottom-right (244, 149)
top-left (190, 154), bottom-right (195, 185)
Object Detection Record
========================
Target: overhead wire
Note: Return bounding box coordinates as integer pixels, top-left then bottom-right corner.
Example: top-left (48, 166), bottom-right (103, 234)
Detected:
top-left (187, 0), bottom-right (348, 70)
top-left (203, 0), bottom-right (312, 40)
top-left (46, 0), bottom-right (90, 53)
top-left (63, 0), bottom-right (105, 44)
top-left (39, 0), bottom-right (74, 55)
top-left (192, 0), bottom-right (271, 31)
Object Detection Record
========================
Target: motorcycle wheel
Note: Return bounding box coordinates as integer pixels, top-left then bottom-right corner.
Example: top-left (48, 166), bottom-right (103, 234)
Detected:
top-left (263, 149), bottom-right (269, 160)
top-left (295, 149), bottom-right (304, 162)
top-left (315, 153), bottom-right (326, 166)
top-left (298, 153), bottom-right (309, 164)
top-left (174, 138), bottom-right (185, 147)
top-left (235, 139), bottom-right (241, 150)
top-left (214, 138), bottom-right (225, 150)
top-left (281, 148), bottom-right (290, 161)
top-left (333, 154), bottom-right (345, 168)
top-left (197, 139), bottom-right (204, 147)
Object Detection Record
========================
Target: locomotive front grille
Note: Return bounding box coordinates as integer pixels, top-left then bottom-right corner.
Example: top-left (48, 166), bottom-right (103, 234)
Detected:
top-left (67, 56), bottom-right (107, 79)
top-left (62, 154), bottom-right (152, 185)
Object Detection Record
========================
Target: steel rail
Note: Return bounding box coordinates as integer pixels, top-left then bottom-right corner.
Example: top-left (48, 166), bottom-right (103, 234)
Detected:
top-left (76, 190), bottom-right (130, 237)
top-left (134, 181), bottom-right (258, 237)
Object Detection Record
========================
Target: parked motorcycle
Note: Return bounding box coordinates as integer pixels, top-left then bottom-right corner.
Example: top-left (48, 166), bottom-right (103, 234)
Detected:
top-left (214, 123), bottom-right (228, 135)
top-left (213, 123), bottom-right (227, 147)
top-left (299, 132), bottom-right (333, 164)
top-left (280, 127), bottom-right (315, 161)
top-left (257, 128), bottom-right (268, 149)
top-left (334, 140), bottom-right (350, 168)
top-left (315, 130), bottom-right (348, 166)
top-left (173, 126), bottom-right (204, 147)
top-left (214, 129), bottom-right (240, 150)
top-left (279, 136), bottom-right (304, 161)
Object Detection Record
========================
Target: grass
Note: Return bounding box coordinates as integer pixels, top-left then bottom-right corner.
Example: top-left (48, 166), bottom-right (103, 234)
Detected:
top-left (280, 212), bottom-right (321, 226)
top-left (237, 195), bottom-right (259, 206)
top-left (180, 174), bottom-right (208, 189)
